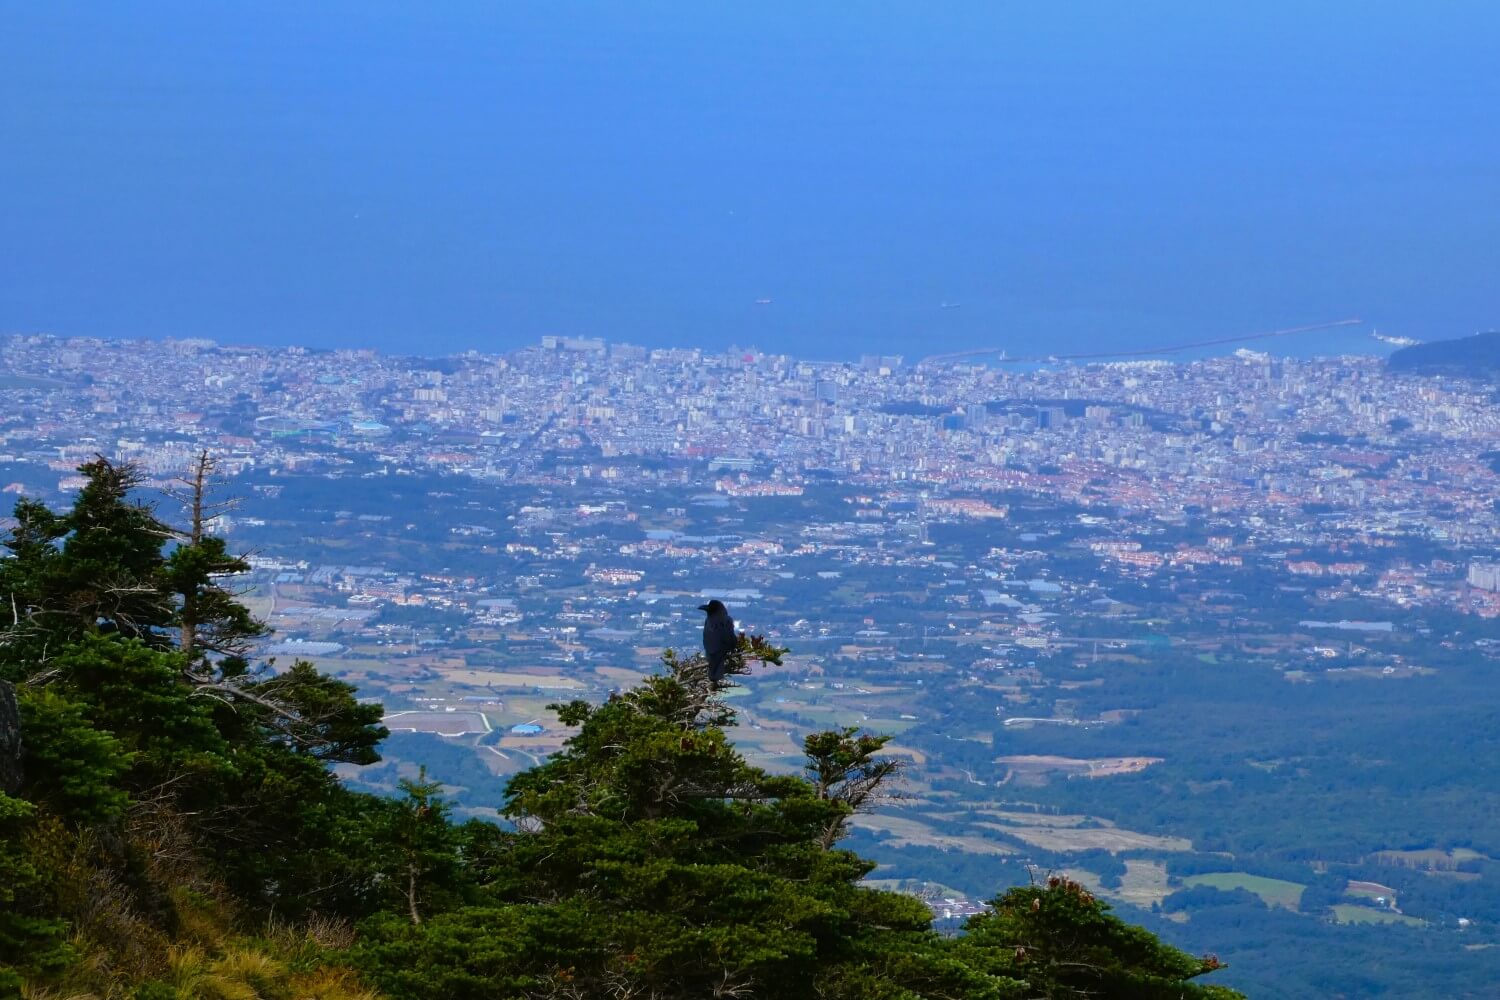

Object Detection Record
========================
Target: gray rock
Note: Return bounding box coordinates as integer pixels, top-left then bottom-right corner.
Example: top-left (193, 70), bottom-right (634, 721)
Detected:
top-left (0, 679), bottom-right (21, 795)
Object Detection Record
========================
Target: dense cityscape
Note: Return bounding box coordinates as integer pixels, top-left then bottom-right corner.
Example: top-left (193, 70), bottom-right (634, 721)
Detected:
top-left (6, 330), bottom-right (1500, 602)
top-left (5, 331), bottom-right (1500, 996)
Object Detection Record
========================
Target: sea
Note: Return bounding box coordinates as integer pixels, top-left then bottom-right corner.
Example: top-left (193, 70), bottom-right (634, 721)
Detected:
top-left (2, 1), bottom-right (1497, 361)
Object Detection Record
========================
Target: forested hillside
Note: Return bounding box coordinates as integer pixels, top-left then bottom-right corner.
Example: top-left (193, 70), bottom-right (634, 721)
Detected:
top-left (0, 458), bottom-right (1241, 999)
top-left (1387, 331), bottom-right (1500, 375)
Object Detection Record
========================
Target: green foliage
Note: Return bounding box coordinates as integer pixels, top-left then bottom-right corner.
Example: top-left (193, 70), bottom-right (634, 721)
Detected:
top-left (957, 876), bottom-right (1241, 999)
top-left (0, 793), bottom-right (72, 989)
top-left (357, 642), bottom-right (1241, 1000)
top-left (37, 458), bottom-right (175, 649)
top-left (382, 767), bottom-right (462, 925)
top-left (0, 499), bottom-right (65, 638)
top-left (0, 459), bottom-right (388, 995)
top-left (803, 726), bottom-right (903, 848)
top-left (1162, 885), bottom-right (1269, 914)
top-left (53, 636), bottom-right (227, 768)
top-left (360, 642), bottom-right (958, 998)
top-left (0, 455), bottom-right (270, 673)
top-left (16, 688), bottom-right (130, 826)
top-left (163, 533), bottom-right (266, 662)
top-left (249, 661), bottom-right (388, 765)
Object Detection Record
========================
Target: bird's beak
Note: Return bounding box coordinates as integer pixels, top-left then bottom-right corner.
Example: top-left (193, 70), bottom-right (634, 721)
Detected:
top-left (697, 604), bottom-right (709, 612)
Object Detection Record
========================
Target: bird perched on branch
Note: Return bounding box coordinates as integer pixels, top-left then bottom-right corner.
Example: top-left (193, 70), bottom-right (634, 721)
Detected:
top-left (698, 599), bottom-right (736, 683)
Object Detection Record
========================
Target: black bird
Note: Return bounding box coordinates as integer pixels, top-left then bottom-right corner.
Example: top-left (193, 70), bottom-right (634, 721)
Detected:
top-left (698, 599), bottom-right (736, 683)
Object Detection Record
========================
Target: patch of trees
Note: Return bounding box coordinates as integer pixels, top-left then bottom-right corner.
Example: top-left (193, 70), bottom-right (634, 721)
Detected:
top-left (1161, 886), bottom-right (1267, 913)
top-left (1388, 331), bottom-right (1500, 376)
top-left (877, 401), bottom-right (953, 417)
top-left (1150, 902), bottom-right (1500, 1000)
top-left (1295, 432), bottom-right (1350, 446)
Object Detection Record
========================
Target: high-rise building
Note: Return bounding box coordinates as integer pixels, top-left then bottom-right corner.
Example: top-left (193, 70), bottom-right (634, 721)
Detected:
top-left (1468, 562), bottom-right (1500, 591)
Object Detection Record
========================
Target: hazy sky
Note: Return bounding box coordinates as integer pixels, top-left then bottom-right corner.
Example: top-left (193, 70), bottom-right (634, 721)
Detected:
top-left (3, 2), bottom-right (1497, 359)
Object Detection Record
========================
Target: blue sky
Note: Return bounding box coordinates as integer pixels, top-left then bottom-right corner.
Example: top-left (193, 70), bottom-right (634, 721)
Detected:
top-left (3, 2), bottom-right (1497, 359)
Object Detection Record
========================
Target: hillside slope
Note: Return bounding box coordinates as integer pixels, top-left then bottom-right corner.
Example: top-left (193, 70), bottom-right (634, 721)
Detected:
top-left (1388, 331), bottom-right (1500, 375)
top-left (0, 458), bottom-right (1243, 999)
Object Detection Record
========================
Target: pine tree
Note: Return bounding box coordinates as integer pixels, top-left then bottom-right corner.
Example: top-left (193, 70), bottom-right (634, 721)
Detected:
top-left (387, 767), bottom-right (461, 926)
top-left (803, 727), bottom-right (903, 850)
top-left (956, 875), bottom-right (1242, 999)
top-left (14, 687), bottom-right (129, 826)
top-left (0, 458), bottom-right (393, 994)
top-left (358, 640), bottom-right (1010, 1000)
top-left (50, 457), bottom-right (176, 645)
top-left (162, 450), bottom-right (266, 667)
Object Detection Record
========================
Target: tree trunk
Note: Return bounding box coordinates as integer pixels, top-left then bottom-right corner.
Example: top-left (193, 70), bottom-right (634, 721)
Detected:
top-left (179, 450), bottom-right (212, 660)
top-left (407, 865), bottom-right (422, 925)
top-left (0, 679), bottom-right (22, 795)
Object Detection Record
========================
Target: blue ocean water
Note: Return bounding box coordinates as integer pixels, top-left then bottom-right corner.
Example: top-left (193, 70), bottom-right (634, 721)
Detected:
top-left (1, 2), bottom-right (1496, 360)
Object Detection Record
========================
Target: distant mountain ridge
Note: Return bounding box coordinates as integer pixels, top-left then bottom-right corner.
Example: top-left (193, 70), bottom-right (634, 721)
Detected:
top-left (1388, 331), bottom-right (1500, 375)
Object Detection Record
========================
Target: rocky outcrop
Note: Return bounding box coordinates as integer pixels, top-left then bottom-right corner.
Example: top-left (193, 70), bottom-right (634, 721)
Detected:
top-left (0, 679), bottom-right (21, 794)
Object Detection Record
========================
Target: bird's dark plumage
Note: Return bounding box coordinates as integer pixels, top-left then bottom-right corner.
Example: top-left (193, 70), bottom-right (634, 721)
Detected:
top-left (699, 600), bottom-right (736, 683)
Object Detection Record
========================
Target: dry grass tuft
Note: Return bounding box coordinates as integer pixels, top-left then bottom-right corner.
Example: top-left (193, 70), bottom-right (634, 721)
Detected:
top-left (286, 966), bottom-right (382, 1000)
top-left (19, 986), bottom-right (103, 1000)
